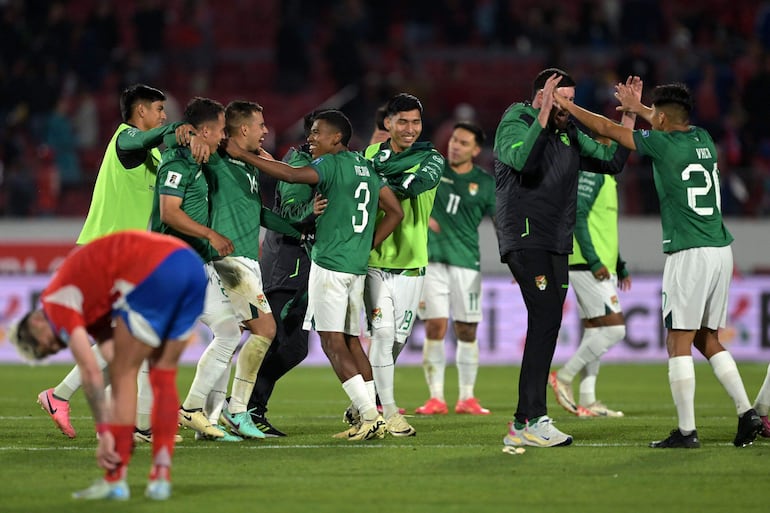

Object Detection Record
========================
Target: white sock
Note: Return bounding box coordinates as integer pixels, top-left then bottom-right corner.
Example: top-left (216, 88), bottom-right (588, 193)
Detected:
top-left (559, 325), bottom-right (625, 382)
top-left (369, 327), bottom-right (397, 418)
top-left (578, 359), bottom-right (600, 406)
top-left (753, 363), bottom-right (770, 416)
top-left (422, 338), bottom-right (445, 401)
top-left (207, 359), bottom-right (232, 424)
top-left (709, 350), bottom-right (752, 414)
top-left (669, 356), bottom-right (696, 434)
top-left (456, 339), bottom-right (479, 401)
top-left (343, 375), bottom-right (377, 421)
top-left (183, 317), bottom-right (241, 411)
top-left (365, 380), bottom-right (376, 404)
top-left (135, 360), bottom-right (152, 430)
top-left (54, 345), bottom-right (108, 400)
top-left (230, 334), bottom-right (272, 413)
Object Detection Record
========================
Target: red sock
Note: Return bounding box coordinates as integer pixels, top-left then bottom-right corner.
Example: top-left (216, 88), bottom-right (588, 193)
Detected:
top-left (105, 424), bottom-right (134, 482)
top-left (149, 367), bottom-right (178, 481)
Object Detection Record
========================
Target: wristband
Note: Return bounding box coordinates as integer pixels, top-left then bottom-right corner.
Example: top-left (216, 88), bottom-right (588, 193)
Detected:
top-left (96, 423), bottom-right (109, 435)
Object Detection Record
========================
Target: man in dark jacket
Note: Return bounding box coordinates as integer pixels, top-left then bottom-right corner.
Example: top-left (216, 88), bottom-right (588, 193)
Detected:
top-left (494, 68), bottom-right (638, 448)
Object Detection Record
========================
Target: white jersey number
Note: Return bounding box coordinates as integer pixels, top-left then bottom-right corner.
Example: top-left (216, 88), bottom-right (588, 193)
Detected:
top-left (446, 193), bottom-right (461, 215)
top-left (352, 182), bottom-right (371, 233)
top-left (682, 163), bottom-right (721, 216)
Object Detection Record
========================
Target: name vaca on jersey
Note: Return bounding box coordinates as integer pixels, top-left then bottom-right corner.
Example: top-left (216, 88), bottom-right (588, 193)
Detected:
top-left (695, 147), bottom-right (712, 159)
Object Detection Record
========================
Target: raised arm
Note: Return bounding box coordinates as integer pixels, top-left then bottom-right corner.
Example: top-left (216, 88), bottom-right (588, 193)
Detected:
top-left (553, 94), bottom-right (636, 151)
top-left (225, 139), bottom-right (319, 184)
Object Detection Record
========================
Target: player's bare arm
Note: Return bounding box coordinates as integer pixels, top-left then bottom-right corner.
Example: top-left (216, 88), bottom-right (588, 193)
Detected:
top-left (553, 92), bottom-right (637, 150)
top-left (159, 194), bottom-right (234, 256)
top-left (225, 138), bottom-right (318, 184)
top-left (372, 186), bottom-right (404, 249)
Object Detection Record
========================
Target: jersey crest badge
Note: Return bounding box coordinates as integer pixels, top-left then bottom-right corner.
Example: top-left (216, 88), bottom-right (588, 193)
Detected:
top-left (559, 133), bottom-right (571, 147)
top-left (468, 183), bottom-right (478, 196)
top-left (535, 275), bottom-right (548, 291)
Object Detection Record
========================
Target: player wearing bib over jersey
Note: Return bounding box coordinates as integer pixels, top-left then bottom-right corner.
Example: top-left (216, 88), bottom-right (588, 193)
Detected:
top-left (223, 109), bottom-right (403, 440)
top-left (553, 80), bottom-right (763, 449)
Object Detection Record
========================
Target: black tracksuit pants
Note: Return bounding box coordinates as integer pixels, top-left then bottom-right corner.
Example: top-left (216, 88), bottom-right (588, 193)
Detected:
top-left (504, 249), bottom-right (569, 424)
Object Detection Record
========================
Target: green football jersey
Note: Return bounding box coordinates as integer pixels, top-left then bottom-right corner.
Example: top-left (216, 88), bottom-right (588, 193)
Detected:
top-left (206, 150), bottom-right (262, 259)
top-left (632, 127), bottom-right (733, 253)
top-left (310, 151), bottom-right (380, 275)
top-left (151, 147), bottom-right (213, 260)
top-left (428, 164), bottom-right (495, 270)
top-left (277, 147), bottom-right (315, 223)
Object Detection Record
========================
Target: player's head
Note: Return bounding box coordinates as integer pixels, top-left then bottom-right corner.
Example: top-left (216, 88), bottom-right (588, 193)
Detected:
top-left (307, 109), bottom-right (352, 158)
top-left (532, 67), bottom-right (575, 130)
top-left (120, 84), bottom-right (167, 129)
top-left (184, 97), bottom-right (226, 152)
top-left (448, 121), bottom-right (485, 168)
top-left (8, 310), bottom-right (64, 361)
top-left (226, 100), bottom-right (268, 152)
top-left (650, 83), bottom-right (692, 130)
top-left (369, 104), bottom-right (390, 145)
top-left (384, 93), bottom-right (423, 152)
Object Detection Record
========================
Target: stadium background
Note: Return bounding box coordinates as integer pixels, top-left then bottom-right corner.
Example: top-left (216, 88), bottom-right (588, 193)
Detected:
top-left (2, 0), bottom-right (770, 363)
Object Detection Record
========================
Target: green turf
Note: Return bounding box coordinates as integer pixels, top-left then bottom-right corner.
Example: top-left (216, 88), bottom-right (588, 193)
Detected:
top-left (1, 362), bottom-right (768, 513)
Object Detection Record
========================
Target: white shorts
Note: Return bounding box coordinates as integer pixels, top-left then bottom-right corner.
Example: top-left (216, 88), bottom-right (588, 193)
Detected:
top-left (212, 256), bottom-right (271, 324)
top-left (200, 262), bottom-right (237, 327)
top-left (661, 245), bottom-right (732, 330)
top-left (417, 263), bottom-right (482, 323)
top-left (569, 270), bottom-right (622, 320)
top-left (364, 268), bottom-right (424, 343)
top-left (303, 262), bottom-right (365, 336)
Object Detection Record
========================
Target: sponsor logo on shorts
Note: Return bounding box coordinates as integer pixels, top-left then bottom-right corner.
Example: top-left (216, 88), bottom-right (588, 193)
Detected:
top-left (535, 275), bottom-right (548, 291)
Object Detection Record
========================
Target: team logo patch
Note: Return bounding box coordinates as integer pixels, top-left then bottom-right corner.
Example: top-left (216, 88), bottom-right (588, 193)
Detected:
top-left (560, 133), bottom-right (571, 146)
top-left (468, 183), bottom-right (478, 196)
top-left (610, 295), bottom-right (619, 306)
top-left (640, 129), bottom-right (650, 138)
top-left (256, 294), bottom-right (269, 311)
top-left (418, 300), bottom-right (426, 311)
top-left (535, 275), bottom-right (548, 291)
top-left (164, 171), bottom-right (183, 188)
top-left (370, 307), bottom-right (383, 324)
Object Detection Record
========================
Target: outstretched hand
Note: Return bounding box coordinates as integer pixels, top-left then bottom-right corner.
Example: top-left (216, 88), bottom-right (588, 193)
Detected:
top-left (615, 75), bottom-right (643, 114)
top-left (537, 73), bottom-right (563, 127)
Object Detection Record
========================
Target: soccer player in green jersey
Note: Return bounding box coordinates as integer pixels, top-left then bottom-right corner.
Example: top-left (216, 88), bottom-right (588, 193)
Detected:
top-left (552, 80), bottom-right (763, 448)
top-left (225, 109), bottom-right (403, 440)
top-left (414, 122), bottom-right (496, 417)
top-left (179, 101), bottom-right (300, 441)
top-left (37, 84), bottom-right (195, 443)
top-left (362, 93), bottom-right (444, 437)
top-left (152, 97), bottom-right (234, 440)
top-left (549, 166), bottom-right (631, 418)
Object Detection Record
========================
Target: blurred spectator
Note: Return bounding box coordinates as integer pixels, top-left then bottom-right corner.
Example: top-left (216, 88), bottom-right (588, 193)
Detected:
top-left (44, 96), bottom-right (81, 187)
top-left (72, 88), bottom-right (99, 151)
top-left (34, 145), bottom-right (61, 216)
top-left (132, 0), bottom-right (166, 82)
top-left (3, 157), bottom-right (36, 218)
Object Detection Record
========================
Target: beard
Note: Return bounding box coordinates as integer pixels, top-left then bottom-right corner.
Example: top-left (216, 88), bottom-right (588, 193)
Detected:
top-left (551, 108), bottom-right (570, 130)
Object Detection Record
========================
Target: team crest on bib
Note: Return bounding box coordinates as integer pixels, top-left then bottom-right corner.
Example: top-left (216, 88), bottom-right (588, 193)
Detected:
top-left (468, 183), bottom-right (478, 196)
top-left (535, 275), bottom-right (548, 291)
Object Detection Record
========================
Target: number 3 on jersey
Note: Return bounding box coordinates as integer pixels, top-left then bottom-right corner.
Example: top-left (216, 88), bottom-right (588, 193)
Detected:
top-left (352, 182), bottom-right (371, 233)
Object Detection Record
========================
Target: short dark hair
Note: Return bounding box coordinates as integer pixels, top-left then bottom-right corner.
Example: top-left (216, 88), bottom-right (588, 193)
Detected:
top-left (225, 100), bottom-right (263, 135)
top-left (651, 83), bottom-right (693, 116)
top-left (120, 84), bottom-right (165, 122)
top-left (314, 109), bottom-right (352, 146)
top-left (532, 68), bottom-right (576, 98)
top-left (385, 93), bottom-right (423, 117)
top-left (374, 105), bottom-right (388, 131)
top-left (183, 97), bottom-right (225, 128)
top-left (453, 121), bottom-right (486, 146)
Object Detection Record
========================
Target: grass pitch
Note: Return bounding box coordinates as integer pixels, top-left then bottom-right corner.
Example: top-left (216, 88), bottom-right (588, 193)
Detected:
top-left (1, 362), bottom-right (768, 513)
